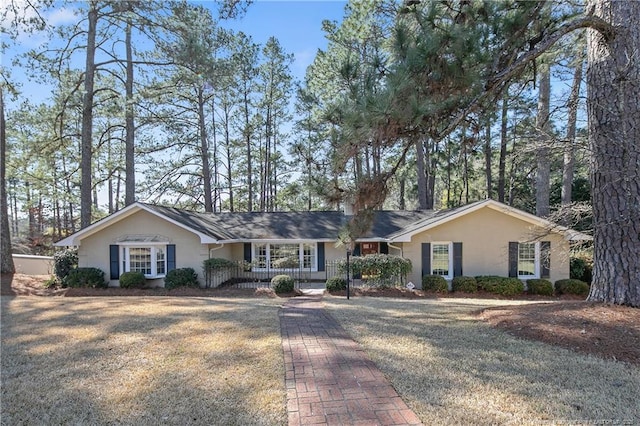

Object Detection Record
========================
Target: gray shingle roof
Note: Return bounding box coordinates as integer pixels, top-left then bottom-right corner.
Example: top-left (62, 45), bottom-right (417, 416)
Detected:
top-left (142, 203), bottom-right (429, 241)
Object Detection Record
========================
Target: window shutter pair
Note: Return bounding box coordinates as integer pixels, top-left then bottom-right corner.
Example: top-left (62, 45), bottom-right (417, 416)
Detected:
top-left (421, 242), bottom-right (463, 277)
top-left (508, 241), bottom-right (551, 278)
top-left (109, 244), bottom-right (176, 279)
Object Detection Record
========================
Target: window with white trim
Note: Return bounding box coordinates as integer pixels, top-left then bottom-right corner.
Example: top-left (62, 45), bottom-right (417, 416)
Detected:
top-left (121, 244), bottom-right (167, 278)
top-left (252, 242), bottom-right (317, 271)
top-left (517, 242), bottom-right (539, 279)
top-left (431, 242), bottom-right (453, 279)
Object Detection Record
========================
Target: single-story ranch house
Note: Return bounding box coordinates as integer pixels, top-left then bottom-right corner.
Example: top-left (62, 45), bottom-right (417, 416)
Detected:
top-left (55, 199), bottom-right (591, 288)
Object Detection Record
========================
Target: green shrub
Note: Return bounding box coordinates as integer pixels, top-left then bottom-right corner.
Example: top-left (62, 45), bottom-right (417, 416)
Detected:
top-left (271, 274), bottom-right (295, 294)
top-left (203, 258), bottom-right (236, 271)
top-left (119, 271), bottom-right (146, 289)
top-left (476, 276), bottom-right (524, 296)
top-left (555, 279), bottom-right (590, 296)
top-left (570, 257), bottom-right (593, 283)
top-left (44, 276), bottom-right (58, 289)
top-left (422, 275), bottom-right (448, 293)
top-left (452, 276), bottom-right (477, 293)
top-left (326, 276), bottom-right (347, 292)
top-left (526, 279), bottom-right (554, 296)
top-left (63, 267), bottom-right (106, 288)
top-left (54, 248), bottom-right (78, 280)
top-left (337, 254), bottom-right (412, 287)
top-left (165, 268), bottom-right (199, 289)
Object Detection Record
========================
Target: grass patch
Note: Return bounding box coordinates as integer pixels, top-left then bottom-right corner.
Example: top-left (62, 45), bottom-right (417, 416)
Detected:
top-left (1, 297), bottom-right (286, 425)
top-left (323, 296), bottom-right (640, 424)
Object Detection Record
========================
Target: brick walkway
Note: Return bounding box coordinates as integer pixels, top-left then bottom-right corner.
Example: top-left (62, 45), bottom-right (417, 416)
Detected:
top-left (280, 295), bottom-right (422, 425)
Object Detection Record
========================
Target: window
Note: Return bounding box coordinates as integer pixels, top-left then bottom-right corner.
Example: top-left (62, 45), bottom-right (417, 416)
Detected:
top-left (431, 242), bottom-right (453, 279)
top-left (252, 242), bottom-right (317, 271)
top-left (518, 242), bottom-right (539, 279)
top-left (121, 244), bottom-right (167, 278)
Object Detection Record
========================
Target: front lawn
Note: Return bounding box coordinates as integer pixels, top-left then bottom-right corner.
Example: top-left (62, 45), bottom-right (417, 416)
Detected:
top-left (324, 296), bottom-right (640, 425)
top-left (1, 297), bottom-right (287, 425)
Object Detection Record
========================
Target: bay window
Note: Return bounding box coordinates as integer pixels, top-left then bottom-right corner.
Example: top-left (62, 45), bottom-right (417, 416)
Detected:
top-left (121, 244), bottom-right (167, 278)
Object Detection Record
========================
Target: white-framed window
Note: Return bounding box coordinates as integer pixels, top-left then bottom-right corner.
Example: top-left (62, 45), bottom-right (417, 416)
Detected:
top-left (517, 242), bottom-right (539, 279)
top-left (431, 242), bottom-right (453, 279)
top-left (252, 242), bottom-right (317, 271)
top-left (121, 244), bottom-right (167, 278)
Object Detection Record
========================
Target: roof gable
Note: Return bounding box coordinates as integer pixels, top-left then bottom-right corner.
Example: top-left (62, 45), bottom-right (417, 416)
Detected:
top-left (387, 199), bottom-right (591, 242)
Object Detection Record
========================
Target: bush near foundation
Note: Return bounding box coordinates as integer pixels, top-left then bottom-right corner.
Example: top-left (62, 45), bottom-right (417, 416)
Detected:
top-left (63, 267), bottom-right (107, 288)
top-left (422, 275), bottom-right (448, 293)
top-left (476, 276), bottom-right (524, 296)
top-left (271, 275), bottom-right (295, 294)
top-left (119, 271), bottom-right (146, 289)
top-left (452, 276), bottom-right (478, 293)
top-left (526, 279), bottom-right (554, 296)
top-left (555, 279), bottom-right (590, 296)
top-left (326, 277), bottom-right (347, 292)
top-left (165, 268), bottom-right (199, 289)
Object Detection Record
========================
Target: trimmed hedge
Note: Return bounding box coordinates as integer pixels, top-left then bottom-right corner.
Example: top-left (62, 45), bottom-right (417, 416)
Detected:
top-left (337, 254), bottom-right (412, 287)
top-left (165, 268), bottom-right (199, 289)
top-left (326, 277), bottom-right (347, 292)
top-left (422, 275), bottom-right (448, 293)
top-left (555, 279), bottom-right (590, 296)
top-left (452, 276), bottom-right (477, 293)
top-left (526, 279), bottom-right (554, 296)
top-left (63, 267), bottom-right (106, 288)
top-left (203, 258), bottom-right (236, 271)
top-left (271, 275), bottom-right (295, 294)
top-left (476, 276), bottom-right (524, 296)
top-left (119, 271), bottom-right (146, 289)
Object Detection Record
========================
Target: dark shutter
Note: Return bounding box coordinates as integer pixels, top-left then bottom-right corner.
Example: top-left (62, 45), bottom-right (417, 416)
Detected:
top-left (453, 242), bottom-right (463, 277)
top-left (244, 243), bottom-right (252, 262)
top-left (422, 243), bottom-right (431, 276)
top-left (109, 245), bottom-right (119, 279)
top-left (317, 243), bottom-right (325, 271)
top-left (508, 242), bottom-right (518, 277)
top-left (167, 244), bottom-right (176, 272)
top-left (540, 241), bottom-right (551, 278)
top-left (353, 243), bottom-right (361, 256)
top-left (380, 242), bottom-right (389, 254)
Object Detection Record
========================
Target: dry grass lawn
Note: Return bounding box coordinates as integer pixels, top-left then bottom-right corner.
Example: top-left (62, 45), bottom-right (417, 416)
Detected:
top-left (324, 296), bottom-right (640, 425)
top-left (1, 297), bottom-right (286, 425)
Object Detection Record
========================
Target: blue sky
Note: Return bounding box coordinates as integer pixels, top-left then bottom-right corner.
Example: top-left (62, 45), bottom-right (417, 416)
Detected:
top-left (2, 0), bottom-right (347, 108)
top-left (214, 1), bottom-right (347, 80)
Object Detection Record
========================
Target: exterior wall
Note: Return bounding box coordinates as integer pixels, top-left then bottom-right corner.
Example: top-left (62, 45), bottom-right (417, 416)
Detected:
top-left (401, 206), bottom-right (570, 287)
top-left (12, 254), bottom-right (54, 275)
top-left (79, 210), bottom-right (208, 287)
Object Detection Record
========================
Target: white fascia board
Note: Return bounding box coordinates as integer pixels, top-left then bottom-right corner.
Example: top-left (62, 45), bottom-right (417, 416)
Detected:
top-left (54, 202), bottom-right (219, 246)
top-left (387, 199), bottom-right (591, 242)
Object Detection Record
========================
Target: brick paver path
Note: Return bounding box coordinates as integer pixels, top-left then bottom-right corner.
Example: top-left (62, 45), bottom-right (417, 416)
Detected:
top-left (280, 295), bottom-right (422, 425)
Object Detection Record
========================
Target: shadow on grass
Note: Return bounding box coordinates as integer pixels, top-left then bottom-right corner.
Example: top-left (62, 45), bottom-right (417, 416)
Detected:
top-left (0, 296), bottom-right (287, 425)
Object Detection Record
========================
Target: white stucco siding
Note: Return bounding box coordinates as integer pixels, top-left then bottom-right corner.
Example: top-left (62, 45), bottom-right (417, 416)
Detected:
top-left (400, 206), bottom-right (570, 287)
top-left (79, 210), bottom-right (209, 287)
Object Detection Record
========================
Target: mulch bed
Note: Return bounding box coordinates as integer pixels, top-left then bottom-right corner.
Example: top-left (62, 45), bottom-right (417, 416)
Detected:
top-left (3, 273), bottom-right (639, 366)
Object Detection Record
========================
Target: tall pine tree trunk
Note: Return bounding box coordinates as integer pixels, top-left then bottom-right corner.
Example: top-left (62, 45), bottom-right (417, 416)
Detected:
top-left (1, 89), bottom-right (15, 274)
top-left (484, 117), bottom-right (492, 199)
top-left (197, 88), bottom-right (213, 212)
top-left (498, 96), bottom-right (509, 203)
top-left (586, 0), bottom-right (640, 307)
top-left (124, 17), bottom-right (135, 206)
top-left (415, 137), bottom-right (427, 210)
top-left (535, 63), bottom-right (551, 217)
top-left (80, 1), bottom-right (98, 228)
top-left (562, 59), bottom-right (583, 206)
